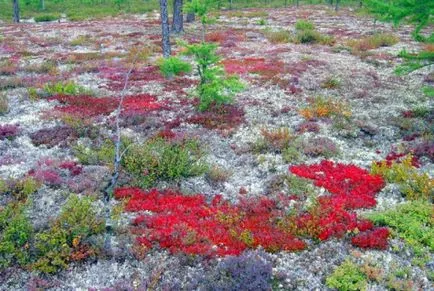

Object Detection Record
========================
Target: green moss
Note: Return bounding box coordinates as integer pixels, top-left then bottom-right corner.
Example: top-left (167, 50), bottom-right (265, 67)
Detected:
top-left (122, 137), bottom-right (208, 188)
top-left (365, 200), bottom-right (433, 256)
top-left (326, 259), bottom-right (368, 291)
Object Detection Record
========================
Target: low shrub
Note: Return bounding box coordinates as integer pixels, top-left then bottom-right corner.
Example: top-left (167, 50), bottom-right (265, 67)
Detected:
top-left (196, 250), bottom-right (273, 290)
top-left (122, 137), bottom-right (208, 188)
top-left (30, 126), bottom-right (78, 148)
top-left (157, 56), bottom-right (192, 79)
top-left (293, 29), bottom-right (335, 45)
top-left (326, 259), bottom-right (368, 291)
top-left (34, 14), bottom-right (59, 22)
top-left (321, 76), bottom-right (341, 89)
top-left (0, 124), bottom-right (19, 140)
top-left (263, 29), bottom-right (291, 44)
top-left (299, 96), bottom-right (352, 120)
top-left (33, 195), bottom-right (104, 273)
top-left (187, 103), bottom-right (245, 133)
top-left (44, 81), bottom-right (91, 96)
top-left (299, 136), bottom-right (339, 158)
top-left (0, 94), bottom-right (8, 115)
top-left (365, 200), bottom-right (433, 256)
top-left (347, 33), bottom-right (399, 52)
top-left (371, 154), bottom-right (433, 201)
top-left (295, 20), bottom-right (315, 31)
top-left (0, 202), bottom-right (32, 269)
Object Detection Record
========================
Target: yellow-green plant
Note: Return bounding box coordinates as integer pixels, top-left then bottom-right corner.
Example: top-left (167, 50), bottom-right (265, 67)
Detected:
top-left (371, 155), bottom-right (433, 201)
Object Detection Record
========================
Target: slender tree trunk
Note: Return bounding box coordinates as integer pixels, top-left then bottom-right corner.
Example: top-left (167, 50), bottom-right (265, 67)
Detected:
top-left (40, 0), bottom-right (45, 10)
top-left (335, 0), bottom-right (339, 11)
top-left (13, 0), bottom-right (20, 23)
top-left (186, 0), bottom-right (195, 22)
top-left (160, 0), bottom-right (171, 57)
top-left (172, 0), bottom-right (184, 34)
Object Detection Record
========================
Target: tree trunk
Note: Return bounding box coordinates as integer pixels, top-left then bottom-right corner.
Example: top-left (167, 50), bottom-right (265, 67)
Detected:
top-left (160, 0), bottom-right (171, 57)
top-left (40, 0), bottom-right (45, 10)
top-left (186, 0), bottom-right (195, 22)
top-left (13, 0), bottom-right (20, 23)
top-left (172, 0), bottom-right (184, 34)
top-left (335, 0), bottom-right (339, 12)
top-left (359, 0), bottom-right (363, 8)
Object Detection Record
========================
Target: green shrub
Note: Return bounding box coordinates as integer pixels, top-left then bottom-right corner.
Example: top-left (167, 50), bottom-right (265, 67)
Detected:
top-left (257, 18), bottom-right (267, 25)
top-left (157, 56), bottom-right (192, 78)
top-left (0, 94), bottom-right (8, 115)
top-left (182, 42), bottom-right (244, 111)
top-left (326, 259), bottom-right (368, 291)
top-left (347, 33), bottom-right (399, 52)
top-left (295, 20), bottom-right (315, 31)
top-left (263, 29), bottom-right (291, 44)
top-left (43, 81), bottom-right (91, 96)
top-left (13, 177), bottom-right (41, 201)
top-left (122, 137), bottom-right (208, 188)
top-left (294, 29), bottom-right (335, 45)
top-left (365, 200), bottom-right (433, 255)
top-left (371, 155), bottom-right (433, 201)
top-left (282, 146), bottom-right (301, 163)
top-left (33, 194), bottom-right (104, 273)
top-left (34, 14), bottom-right (59, 22)
top-left (0, 203), bottom-right (32, 269)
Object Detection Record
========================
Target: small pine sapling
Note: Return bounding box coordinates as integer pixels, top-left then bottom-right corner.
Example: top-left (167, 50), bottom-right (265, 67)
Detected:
top-left (182, 41), bottom-right (244, 111)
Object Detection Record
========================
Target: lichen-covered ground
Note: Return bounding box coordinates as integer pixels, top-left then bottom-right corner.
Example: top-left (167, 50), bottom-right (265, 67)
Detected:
top-left (0, 6), bottom-right (433, 290)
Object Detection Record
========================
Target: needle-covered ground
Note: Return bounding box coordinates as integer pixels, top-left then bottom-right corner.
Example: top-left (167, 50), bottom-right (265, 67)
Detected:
top-left (0, 5), bottom-right (432, 290)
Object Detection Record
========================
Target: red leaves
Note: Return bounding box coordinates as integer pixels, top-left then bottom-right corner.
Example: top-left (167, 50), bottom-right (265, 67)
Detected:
top-left (290, 160), bottom-right (384, 210)
top-left (50, 95), bottom-right (117, 118)
top-left (114, 188), bottom-right (305, 256)
top-left (351, 228), bottom-right (389, 249)
top-left (49, 93), bottom-right (164, 119)
top-left (187, 104), bottom-right (245, 133)
top-left (289, 161), bottom-right (388, 248)
top-left (122, 94), bottom-right (166, 117)
top-left (114, 161), bottom-right (389, 256)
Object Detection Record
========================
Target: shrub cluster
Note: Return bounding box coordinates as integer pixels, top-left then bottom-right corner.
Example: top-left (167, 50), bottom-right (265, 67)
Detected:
top-left (32, 195), bottom-right (104, 273)
top-left (293, 20), bottom-right (335, 45)
top-left (122, 137), bottom-right (208, 188)
top-left (371, 154), bottom-right (433, 201)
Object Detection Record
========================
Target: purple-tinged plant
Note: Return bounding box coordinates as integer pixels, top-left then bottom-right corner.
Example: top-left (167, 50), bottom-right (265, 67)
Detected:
top-left (0, 124), bottom-right (19, 140)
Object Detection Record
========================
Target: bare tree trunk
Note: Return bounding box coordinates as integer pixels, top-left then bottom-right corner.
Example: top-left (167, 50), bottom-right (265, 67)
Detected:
top-left (172, 0), bottom-right (184, 34)
top-left (335, 0), bottom-right (339, 11)
top-left (13, 0), bottom-right (20, 23)
top-left (186, 0), bottom-right (195, 23)
top-left (40, 0), bottom-right (45, 10)
top-left (160, 0), bottom-right (171, 58)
